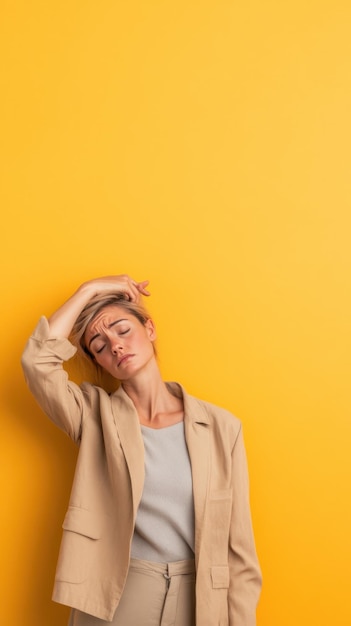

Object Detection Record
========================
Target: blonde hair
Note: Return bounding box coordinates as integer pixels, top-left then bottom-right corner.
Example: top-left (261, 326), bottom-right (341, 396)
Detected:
top-left (70, 292), bottom-right (151, 363)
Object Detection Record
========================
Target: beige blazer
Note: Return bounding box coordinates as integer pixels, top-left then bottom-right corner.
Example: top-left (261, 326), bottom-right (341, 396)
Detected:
top-left (21, 317), bottom-right (262, 626)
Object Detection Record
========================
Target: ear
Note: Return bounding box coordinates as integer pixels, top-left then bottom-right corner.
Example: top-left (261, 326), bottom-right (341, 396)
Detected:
top-left (145, 318), bottom-right (157, 341)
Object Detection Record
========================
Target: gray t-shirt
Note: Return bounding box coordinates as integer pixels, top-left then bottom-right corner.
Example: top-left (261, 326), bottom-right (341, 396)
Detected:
top-left (131, 421), bottom-right (195, 562)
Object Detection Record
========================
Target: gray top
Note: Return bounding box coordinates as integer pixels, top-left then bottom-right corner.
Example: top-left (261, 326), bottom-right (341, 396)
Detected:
top-left (131, 421), bottom-right (195, 562)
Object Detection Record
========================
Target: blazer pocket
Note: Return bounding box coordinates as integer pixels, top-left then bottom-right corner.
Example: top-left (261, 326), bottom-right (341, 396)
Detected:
top-left (62, 506), bottom-right (101, 539)
top-left (211, 565), bottom-right (230, 589)
top-left (55, 507), bottom-right (101, 584)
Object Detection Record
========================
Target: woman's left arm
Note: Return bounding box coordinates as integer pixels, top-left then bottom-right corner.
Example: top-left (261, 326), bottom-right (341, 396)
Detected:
top-left (228, 425), bottom-right (262, 626)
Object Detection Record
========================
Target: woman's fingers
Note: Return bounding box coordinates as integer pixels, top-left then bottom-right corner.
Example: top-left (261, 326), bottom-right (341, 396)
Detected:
top-left (133, 280), bottom-right (150, 297)
top-left (83, 275), bottom-right (150, 302)
top-left (107, 276), bottom-right (150, 301)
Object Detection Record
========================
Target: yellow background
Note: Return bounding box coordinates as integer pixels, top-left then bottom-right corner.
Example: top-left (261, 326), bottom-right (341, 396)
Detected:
top-left (1, 1), bottom-right (351, 624)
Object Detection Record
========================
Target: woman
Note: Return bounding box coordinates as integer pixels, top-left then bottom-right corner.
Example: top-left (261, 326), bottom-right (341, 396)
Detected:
top-left (21, 274), bottom-right (262, 626)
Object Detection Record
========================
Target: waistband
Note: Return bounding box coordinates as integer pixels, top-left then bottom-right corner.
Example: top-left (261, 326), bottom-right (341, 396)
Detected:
top-left (129, 557), bottom-right (195, 577)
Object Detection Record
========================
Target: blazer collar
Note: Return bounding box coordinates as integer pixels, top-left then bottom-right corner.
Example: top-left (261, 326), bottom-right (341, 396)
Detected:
top-left (165, 381), bottom-right (210, 426)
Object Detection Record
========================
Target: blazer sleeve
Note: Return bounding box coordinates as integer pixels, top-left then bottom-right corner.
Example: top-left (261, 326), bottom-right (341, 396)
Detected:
top-left (21, 316), bottom-right (90, 443)
top-left (228, 424), bottom-right (262, 626)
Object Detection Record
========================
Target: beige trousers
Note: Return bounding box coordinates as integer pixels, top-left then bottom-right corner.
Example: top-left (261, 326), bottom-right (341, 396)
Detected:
top-left (68, 558), bottom-right (196, 626)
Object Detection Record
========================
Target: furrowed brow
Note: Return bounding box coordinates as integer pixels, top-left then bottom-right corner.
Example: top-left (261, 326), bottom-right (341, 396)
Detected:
top-left (88, 319), bottom-right (128, 348)
top-left (108, 318), bottom-right (127, 328)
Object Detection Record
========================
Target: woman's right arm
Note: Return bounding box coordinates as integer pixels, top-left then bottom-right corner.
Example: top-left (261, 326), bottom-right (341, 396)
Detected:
top-left (22, 275), bottom-right (150, 441)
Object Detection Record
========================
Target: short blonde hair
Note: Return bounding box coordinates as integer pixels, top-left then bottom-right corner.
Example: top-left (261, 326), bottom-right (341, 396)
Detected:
top-left (70, 292), bottom-right (151, 362)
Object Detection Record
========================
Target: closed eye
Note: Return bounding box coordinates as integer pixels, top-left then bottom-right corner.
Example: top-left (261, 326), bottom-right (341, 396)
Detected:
top-left (95, 329), bottom-right (129, 353)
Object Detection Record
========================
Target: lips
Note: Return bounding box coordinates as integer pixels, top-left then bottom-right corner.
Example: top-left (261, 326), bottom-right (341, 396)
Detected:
top-left (117, 354), bottom-right (134, 367)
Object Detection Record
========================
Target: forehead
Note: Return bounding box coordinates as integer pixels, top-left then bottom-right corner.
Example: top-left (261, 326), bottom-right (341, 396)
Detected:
top-left (85, 304), bottom-right (131, 338)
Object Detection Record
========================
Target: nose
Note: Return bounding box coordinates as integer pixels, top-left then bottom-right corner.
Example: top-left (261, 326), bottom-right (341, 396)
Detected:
top-left (110, 336), bottom-right (124, 355)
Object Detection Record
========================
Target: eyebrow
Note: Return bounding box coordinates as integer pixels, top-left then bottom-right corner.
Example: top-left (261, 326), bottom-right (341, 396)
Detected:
top-left (88, 318), bottom-right (128, 348)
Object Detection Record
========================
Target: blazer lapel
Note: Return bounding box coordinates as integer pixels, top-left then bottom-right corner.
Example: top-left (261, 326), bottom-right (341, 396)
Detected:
top-left (167, 383), bottom-right (211, 561)
top-left (110, 386), bottom-right (145, 520)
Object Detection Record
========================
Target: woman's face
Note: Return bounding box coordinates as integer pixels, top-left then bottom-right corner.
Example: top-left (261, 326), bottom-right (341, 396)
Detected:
top-left (84, 304), bottom-right (156, 380)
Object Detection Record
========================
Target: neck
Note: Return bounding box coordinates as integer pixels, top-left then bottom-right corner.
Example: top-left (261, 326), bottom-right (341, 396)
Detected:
top-left (121, 363), bottom-right (183, 427)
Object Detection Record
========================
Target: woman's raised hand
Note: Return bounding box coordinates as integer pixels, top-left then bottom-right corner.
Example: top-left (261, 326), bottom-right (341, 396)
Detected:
top-left (47, 275), bottom-right (150, 339)
top-left (81, 275), bottom-right (150, 303)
